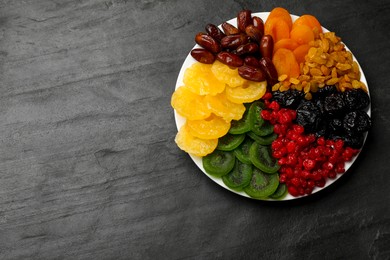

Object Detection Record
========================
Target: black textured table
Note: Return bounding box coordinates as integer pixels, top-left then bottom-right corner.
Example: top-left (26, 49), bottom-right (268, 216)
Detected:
top-left (0, 1), bottom-right (389, 259)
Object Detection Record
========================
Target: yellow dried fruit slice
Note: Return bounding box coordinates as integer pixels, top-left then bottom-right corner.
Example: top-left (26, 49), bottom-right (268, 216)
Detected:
top-left (187, 114), bottom-right (231, 139)
top-left (205, 92), bottom-right (246, 122)
top-left (183, 62), bottom-right (225, 95)
top-left (225, 80), bottom-right (267, 104)
top-left (171, 86), bottom-right (210, 120)
top-left (211, 60), bottom-right (246, 88)
top-left (175, 124), bottom-right (218, 157)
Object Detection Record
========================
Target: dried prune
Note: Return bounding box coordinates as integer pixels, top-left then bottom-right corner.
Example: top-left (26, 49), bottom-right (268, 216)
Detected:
top-left (324, 93), bottom-right (345, 115)
top-left (314, 85), bottom-right (338, 100)
top-left (343, 111), bottom-right (371, 133)
top-left (296, 101), bottom-right (322, 133)
top-left (343, 133), bottom-right (365, 149)
top-left (327, 117), bottom-right (344, 135)
top-left (343, 89), bottom-right (370, 111)
top-left (272, 89), bottom-right (304, 109)
top-left (314, 99), bottom-right (325, 115)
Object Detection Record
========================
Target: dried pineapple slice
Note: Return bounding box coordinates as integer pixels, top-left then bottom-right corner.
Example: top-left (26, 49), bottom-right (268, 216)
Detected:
top-left (225, 80), bottom-right (267, 104)
top-left (183, 62), bottom-right (225, 95)
top-left (205, 92), bottom-right (246, 122)
top-left (211, 60), bottom-right (246, 88)
top-left (175, 124), bottom-right (218, 157)
top-left (171, 86), bottom-right (210, 120)
top-left (187, 114), bottom-right (230, 139)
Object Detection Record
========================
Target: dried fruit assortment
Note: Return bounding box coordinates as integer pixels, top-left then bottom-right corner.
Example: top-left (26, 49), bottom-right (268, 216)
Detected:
top-left (171, 7), bottom-right (371, 200)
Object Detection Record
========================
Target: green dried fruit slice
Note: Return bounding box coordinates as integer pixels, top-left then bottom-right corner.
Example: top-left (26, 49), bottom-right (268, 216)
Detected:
top-left (202, 150), bottom-right (235, 177)
top-left (247, 131), bottom-right (277, 145)
top-left (217, 133), bottom-right (245, 151)
top-left (229, 108), bottom-right (252, 134)
top-left (269, 183), bottom-right (288, 199)
top-left (248, 100), bottom-right (265, 136)
top-left (249, 142), bottom-right (280, 174)
top-left (244, 168), bottom-right (279, 198)
top-left (222, 159), bottom-right (253, 191)
top-left (233, 137), bottom-right (253, 164)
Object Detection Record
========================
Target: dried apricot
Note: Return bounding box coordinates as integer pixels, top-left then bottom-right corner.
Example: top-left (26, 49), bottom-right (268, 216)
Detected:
top-left (293, 44), bottom-right (311, 64)
top-left (273, 38), bottom-right (299, 53)
top-left (267, 7), bottom-right (293, 29)
top-left (183, 62), bottom-right (225, 95)
top-left (171, 86), bottom-right (210, 120)
top-left (264, 18), bottom-right (290, 43)
top-left (187, 114), bottom-right (230, 139)
top-left (225, 80), bottom-right (267, 104)
top-left (290, 24), bottom-right (315, 45)
top-left (272, 48), bottom-right (300, 79)
top-left (292, 14), bottom-right (322, 38)
top-left (175, 124), bottom-right (218, 157)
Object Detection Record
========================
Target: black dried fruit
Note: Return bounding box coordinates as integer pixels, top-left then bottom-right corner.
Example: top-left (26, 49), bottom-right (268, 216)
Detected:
top-left (315, 119), bottom-right (327, 137)
top-left (296, 101), bottom-right (321, 133)
top-left (272, 89), bottom-right (304, 109)
top-left (324, 93), bottom-right (345, 114)
top-left (343, 111), bottom-right (371, 133)
top-left (343, 133), bottom-right (365, 149)
top-left (343, 89), bottom-right (370, 111)
top-left (314, 85), bottom-right (338, 100)
top-left (314, 99), bottom-right (325, 115)
top-left (327, 117), bottom-right (344, 135)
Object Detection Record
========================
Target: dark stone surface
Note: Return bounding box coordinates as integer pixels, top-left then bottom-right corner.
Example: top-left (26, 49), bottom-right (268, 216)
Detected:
top-left (0, 0), bottom-right (389, 259)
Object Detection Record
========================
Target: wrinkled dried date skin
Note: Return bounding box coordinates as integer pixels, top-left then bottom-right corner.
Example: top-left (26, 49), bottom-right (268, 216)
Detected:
top-left (205, 23), bottom-right (226, 42)
top-left (195, 32), bottom-right (221, 53)
top-left (238, 65), bottom-right (266, 82)
top-left (259, 35), bottom-right (274, 59)
top-left (252, 16), bottom-right (264, 35)
top-left (235, 43), bottom-right (259, 56)
top-left (216, 52), bottom-right (244, 67)
top-left (245, 25), bottom-right (263, 43)
top-left (190, 48), bottom-right (215, 64)
top-left (221, 22), bottom-right (240, 35)
top-left (237, 10), bottom-right (252, 32)
top-left (220, 34), bottom-right (249, 50)
top-left (259, 57), bottom-right (278, 85)
top-left (244, 56), bottom-right (261, 68)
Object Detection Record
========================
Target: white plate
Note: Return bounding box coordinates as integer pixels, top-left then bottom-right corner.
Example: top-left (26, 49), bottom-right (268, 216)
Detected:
top-left (174, 12), bottom-right (371, 201)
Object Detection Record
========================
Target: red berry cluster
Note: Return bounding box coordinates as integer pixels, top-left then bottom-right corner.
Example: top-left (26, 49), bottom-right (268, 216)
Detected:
top-left (261, 96), bottom-right (360, 197)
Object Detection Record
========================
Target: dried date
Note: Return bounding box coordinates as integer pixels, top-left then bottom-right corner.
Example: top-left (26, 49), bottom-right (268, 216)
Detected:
top-left (237, 10), bottom-right (252, 32)
top-left (195, 32), bottom-right (221, 53)
top-left (216, 52), bottom-right (244, 67)
top-left (191, 48), bottom-right (215, 64)
top-left (220, 34), bottom-right (249, 50)
top-left (221, 22), bottom-right (240, 35)
top-left (259, 35), bottom-right (274, 59)
top-left (205, 23), bottom-right (226, 42)
top-left (238, 65), bottom-right (266, 82)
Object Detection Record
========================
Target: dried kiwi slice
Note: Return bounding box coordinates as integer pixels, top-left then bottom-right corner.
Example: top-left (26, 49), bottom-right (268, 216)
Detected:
top-left (217, 133), bottom-right (245, 151)
top-left (244, 168), bottom-right (279, 198)
top-left (248, 100), bottom-right (265, 135)
top-left (233, 137), bottom-right (253, 164)
top-left (222, 159), bottom-right (253, 191)
top-left (249, 142), bottom-right (280, 174)
top-left (229, 109), bottom-right (252, 134)
top-left (202, 150), bottom-right (235, 177)
top-left (247, 131), bottom-right (277, 145)
top-left (255, 121), bottom-right (274, 136)
top-left (269, 183), bottom-right (287, 199)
